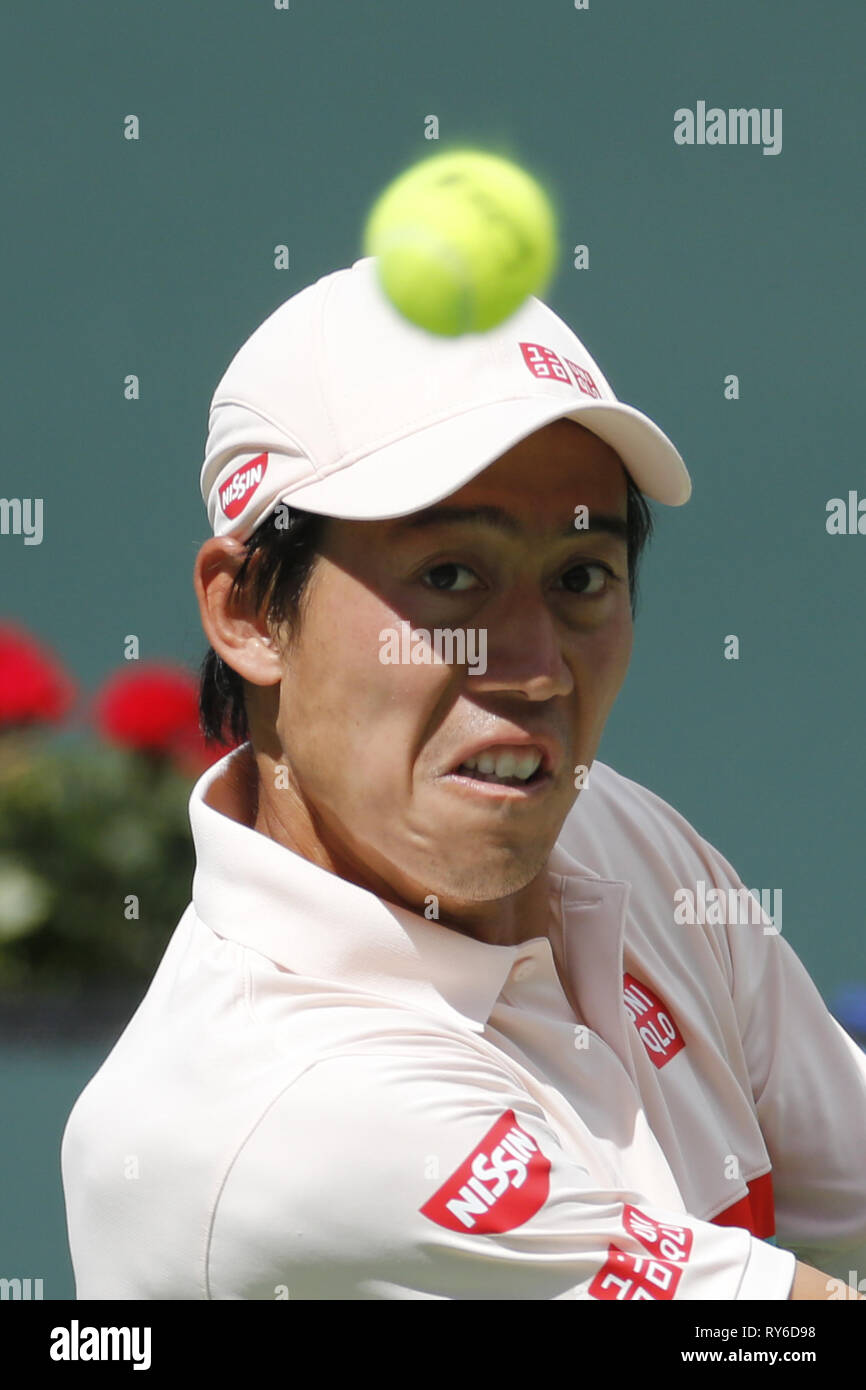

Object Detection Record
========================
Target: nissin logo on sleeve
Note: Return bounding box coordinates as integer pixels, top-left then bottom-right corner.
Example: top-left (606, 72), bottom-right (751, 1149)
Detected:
top-left (419, 1110), bottom-right (551, 1234)
top-left (219, 453), bottom-right (268, 518)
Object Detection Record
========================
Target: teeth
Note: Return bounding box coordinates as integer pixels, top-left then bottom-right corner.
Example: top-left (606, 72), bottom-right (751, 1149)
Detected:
top-left (513, 750), bottom-right (543, 779)
top-left (458, 746), bottom-right (544, 782)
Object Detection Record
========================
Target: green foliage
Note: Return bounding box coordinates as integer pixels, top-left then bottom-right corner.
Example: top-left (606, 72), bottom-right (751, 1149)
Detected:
top-left (0, 737), bottom-right (196, 990)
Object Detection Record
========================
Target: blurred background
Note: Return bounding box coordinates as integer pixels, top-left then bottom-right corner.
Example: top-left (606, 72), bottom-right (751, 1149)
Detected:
top-left (2, 0), bottom-right (864, 1297)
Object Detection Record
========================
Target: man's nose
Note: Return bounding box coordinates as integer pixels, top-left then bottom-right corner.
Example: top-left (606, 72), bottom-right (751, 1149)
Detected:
top-left (465, 589), bottom-right (574, 701)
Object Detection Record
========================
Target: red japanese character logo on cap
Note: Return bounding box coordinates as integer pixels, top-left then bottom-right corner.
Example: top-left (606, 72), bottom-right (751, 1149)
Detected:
top-left (519, 343), bottom-right (603, 400)
top-left (563, 358), bottom-right (602, 399)
top-left (519, 342), bottom-right (571, 383)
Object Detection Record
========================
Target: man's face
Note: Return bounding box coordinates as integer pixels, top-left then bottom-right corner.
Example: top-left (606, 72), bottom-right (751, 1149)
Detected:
top-left (256, 418), bottom-right (633, 930)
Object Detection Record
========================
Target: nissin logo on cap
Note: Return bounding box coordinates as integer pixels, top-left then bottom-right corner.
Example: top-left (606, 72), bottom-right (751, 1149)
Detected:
top-left (219, 453), bottom-right (268, 518)
top-left (419, 1110), bottom-right (550, 1234)
top-left (519, 342), bottom-right (602, 399)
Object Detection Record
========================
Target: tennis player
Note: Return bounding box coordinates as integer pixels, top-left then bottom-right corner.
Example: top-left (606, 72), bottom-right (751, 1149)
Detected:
top-left (62, 258), bottom-right (866, 1300)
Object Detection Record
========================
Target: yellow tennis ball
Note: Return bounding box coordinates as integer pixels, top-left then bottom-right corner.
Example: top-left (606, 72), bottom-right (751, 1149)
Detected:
top-left (363, 148), bottom-right (558, 336)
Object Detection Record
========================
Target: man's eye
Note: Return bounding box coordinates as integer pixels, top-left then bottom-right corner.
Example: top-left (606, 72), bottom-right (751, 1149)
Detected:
top-left (421, 563), bottom-right (480, 592)
top-left (561, 563), bottom-right (615, 596)
top-left (419, 561), bottom-right (618, 595)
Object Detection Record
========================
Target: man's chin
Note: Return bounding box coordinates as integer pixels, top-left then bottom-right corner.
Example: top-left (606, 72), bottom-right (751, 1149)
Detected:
top-left (418, 843), bottom-right (555, 908)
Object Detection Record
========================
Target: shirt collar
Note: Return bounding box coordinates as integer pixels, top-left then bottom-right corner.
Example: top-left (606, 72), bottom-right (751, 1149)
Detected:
top-left (189, 743), bottom-right (623, 1034)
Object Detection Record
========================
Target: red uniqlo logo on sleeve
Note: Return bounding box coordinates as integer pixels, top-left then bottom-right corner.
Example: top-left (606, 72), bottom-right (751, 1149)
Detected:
top-left (622, 972), bottom-right (686, 1069)
top-left (519, 342), bottom-right (571, 383)
top-left (419, 1110), bottom-right (551, 1234)
top-left (589, 1244), bottom-right (685, 1301)
top-left (563, 358), bottom-right (602, 398)
top-left (623, 1204), bottom-right (694, 1263)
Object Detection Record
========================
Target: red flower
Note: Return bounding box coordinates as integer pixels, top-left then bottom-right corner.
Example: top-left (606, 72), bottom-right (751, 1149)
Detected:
top-left (0, 622), bottom-right (77, 728)
top-left (93, 663), bottom-right (230, 771)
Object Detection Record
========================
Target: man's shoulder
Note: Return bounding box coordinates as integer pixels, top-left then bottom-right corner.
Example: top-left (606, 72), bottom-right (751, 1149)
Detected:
top-left (204, 1037), bottom-right (559, 1298)
top-left (571, 757), bottom-right (705, 829)
top-left (558, 758), bottom-right (723, 885)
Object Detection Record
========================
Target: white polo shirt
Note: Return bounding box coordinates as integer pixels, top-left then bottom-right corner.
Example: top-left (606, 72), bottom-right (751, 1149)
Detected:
top-left (61, 745), bottom-right (866, 1300)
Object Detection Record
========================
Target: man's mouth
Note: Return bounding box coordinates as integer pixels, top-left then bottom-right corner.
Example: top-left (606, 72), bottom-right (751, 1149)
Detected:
top-left (451, 744), bottom-right (548, 789)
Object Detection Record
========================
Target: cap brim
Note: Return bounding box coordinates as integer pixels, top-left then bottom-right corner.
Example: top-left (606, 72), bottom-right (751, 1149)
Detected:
top-left (265, 397), bottom-right (691, 523)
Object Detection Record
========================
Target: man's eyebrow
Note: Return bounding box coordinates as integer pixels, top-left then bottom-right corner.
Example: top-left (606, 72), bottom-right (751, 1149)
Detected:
top-left (394, 504), bottom-right (629, 543)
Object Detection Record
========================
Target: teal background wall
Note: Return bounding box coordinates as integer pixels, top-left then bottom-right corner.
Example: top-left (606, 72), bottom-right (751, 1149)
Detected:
top-left (1, 0), bottom-right (863, 1297)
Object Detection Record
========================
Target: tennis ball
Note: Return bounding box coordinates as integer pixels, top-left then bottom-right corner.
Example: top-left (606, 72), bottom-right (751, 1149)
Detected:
top-left (362, 148), bottom-right (558, 336)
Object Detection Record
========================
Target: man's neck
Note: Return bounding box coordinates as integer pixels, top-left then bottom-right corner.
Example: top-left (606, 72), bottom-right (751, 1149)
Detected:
top-left (210, 745), bottom-right (553, 949)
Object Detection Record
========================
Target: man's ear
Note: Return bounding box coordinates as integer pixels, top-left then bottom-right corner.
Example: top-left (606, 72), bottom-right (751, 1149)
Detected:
top-left (193, 537), bottom-right (283, 687)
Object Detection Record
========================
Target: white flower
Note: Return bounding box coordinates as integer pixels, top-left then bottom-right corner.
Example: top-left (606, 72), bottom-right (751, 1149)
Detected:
top-left (0, 860), bottom-right (52, 941)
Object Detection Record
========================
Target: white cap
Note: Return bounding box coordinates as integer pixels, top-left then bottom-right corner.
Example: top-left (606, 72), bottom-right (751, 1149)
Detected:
top-left (201, 256), bottom-right (692, 538)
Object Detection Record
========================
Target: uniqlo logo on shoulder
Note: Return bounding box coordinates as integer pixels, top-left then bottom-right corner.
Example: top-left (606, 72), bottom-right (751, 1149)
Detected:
top-left (588, 1244), bottom-right (685, 1301)
top-left (419, 1110), bottom-right (551, 1234)
top-left (622, 972), bottom-right (685, 1069)
top-left (623, 1204), bottom-right (694, 1264)
top-left (219, 452), bottom-right (268, 518)
top-left (519, 342), bottom-right (571, 383)
top-left (562, 358), bottom-right (602, 398)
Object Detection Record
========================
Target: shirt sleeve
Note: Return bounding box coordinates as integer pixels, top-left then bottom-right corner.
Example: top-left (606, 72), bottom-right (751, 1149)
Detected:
top-left (205, 1036), bottom-right (797, 1300)
top-left (697, 836), bottom-right (866, 1282)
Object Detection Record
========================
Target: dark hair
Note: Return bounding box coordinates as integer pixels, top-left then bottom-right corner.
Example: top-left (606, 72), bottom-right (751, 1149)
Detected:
top-left (199, 473), bottom-right (654, 747)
